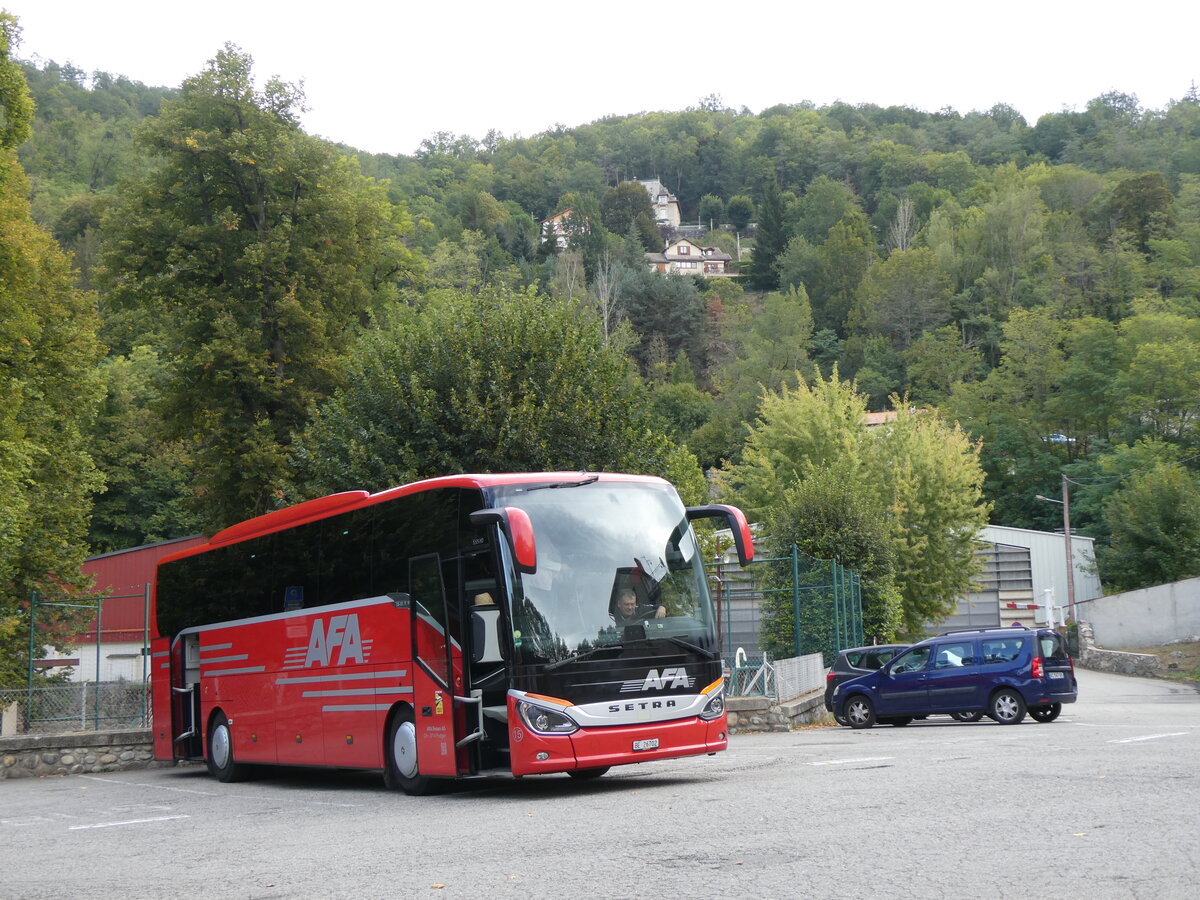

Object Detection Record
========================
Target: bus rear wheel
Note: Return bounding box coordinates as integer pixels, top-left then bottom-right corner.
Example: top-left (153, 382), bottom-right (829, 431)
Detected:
top-left (207, 711), bottom-right (251, 783)
top-left (384, 707), bottom-right (435, 796)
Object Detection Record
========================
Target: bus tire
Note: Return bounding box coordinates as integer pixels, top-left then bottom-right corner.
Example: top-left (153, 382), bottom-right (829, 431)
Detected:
top-left (567, 766), bottom-right (610, 780)
top-left (384, 706), bottom-right (435, 796)
top-left (207, 711), bottom-right (251, 783)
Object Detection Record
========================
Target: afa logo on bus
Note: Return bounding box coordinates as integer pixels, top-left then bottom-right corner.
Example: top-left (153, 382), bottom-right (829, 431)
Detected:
top-left (302, 613), bottom-right (367, 667)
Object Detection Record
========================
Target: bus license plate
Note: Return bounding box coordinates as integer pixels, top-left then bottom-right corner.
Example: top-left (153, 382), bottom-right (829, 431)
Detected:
top-left (633, 738), bottom-right (659, 752)
top-left (1048, 671), bottom-right (1064, 679)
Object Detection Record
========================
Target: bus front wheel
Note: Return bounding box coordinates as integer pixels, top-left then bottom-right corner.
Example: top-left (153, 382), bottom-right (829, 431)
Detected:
top-left (384, 706), bottom-right (435, 796)
top-left (207, 711), bottom-right (251, 783)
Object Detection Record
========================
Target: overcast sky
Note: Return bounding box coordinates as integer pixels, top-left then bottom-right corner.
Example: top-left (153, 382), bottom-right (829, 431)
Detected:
top-left (8, 1), bottom-right (1199, 157)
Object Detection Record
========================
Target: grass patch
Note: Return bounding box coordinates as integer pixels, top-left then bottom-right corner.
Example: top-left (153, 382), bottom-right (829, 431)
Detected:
top-left (1125, 641), bottom-right (1200, 682)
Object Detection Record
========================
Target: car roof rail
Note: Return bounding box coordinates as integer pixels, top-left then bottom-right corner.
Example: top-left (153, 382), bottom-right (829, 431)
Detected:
top-left (941, 625), bottom-right (1031, 635)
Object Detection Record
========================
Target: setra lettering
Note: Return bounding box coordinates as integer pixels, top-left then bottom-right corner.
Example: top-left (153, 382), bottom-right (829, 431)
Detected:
top-left (608, 700), bottom-right (678, 713)
top-left (303, 613), bottom-right (365, 667)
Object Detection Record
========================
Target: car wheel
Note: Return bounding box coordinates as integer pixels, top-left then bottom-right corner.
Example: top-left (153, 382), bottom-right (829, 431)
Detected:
top-left (206, 711), bottom-right (251, 783)
top-left (844, 695), bottom-right (876, 729)
top-left (834, 713), bottom-right (849, 726)
top-left (384, 706), bottom-right (435, 795)
top-left (950, 711), bottom-right (984, 722)
top-left (989, 689), bottom-right (1027, 725)
top-left (1029, 702), bottom-right (1062, 723)
top-left (567, 766), bottom-right (610, 780)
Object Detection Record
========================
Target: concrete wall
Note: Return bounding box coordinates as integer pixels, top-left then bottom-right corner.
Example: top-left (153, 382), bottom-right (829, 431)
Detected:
top-left (0, 729), bottom-right (169, 779)
top-left (1084, 577), bottom-right (1200, 649)
top-left (1075, 621), bottom-right (1162, 678)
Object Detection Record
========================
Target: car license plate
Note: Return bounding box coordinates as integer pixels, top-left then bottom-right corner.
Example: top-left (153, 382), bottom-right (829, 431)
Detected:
top-left (1048, 671), bottom-right (1064, 679)
top-left (633, 738), bottom-right (659, 752)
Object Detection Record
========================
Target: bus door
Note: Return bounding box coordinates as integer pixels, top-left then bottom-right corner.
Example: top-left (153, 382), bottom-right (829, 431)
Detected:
top-left (408, 554), bottom-right (468, 777)
top-left (171, 632), bottom-right (203, 760)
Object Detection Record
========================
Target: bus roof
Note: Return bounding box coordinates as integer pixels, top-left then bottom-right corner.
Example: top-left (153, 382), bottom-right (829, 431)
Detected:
top-left (156, 472), bottom-right (668, 568)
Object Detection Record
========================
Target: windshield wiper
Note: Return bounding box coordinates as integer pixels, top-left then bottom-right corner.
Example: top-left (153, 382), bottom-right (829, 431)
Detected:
top-left (525, 475), bottom-right (600, 492)
top-left (543, 642), bottom-right (622, 672)
top-left (661, 636), bottom-right (717, 659)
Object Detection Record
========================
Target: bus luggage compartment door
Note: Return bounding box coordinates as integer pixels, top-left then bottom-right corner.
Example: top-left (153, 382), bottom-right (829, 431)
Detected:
top-left (409, 555), bottom-right (465, 777)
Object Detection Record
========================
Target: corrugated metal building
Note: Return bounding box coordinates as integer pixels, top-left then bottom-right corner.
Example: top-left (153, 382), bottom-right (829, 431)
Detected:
top-left (934, 526), bottom-right (1101, 633)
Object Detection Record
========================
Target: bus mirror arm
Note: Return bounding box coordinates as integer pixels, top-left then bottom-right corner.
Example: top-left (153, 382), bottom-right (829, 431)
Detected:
top-left (685, 504), bottom-right (755, 568)
top-left (470, 507), bottom-right (538, 574)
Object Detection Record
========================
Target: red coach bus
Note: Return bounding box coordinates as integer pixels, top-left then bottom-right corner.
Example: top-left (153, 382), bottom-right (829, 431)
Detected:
top-left (150, 472), bottom-right (753, 793)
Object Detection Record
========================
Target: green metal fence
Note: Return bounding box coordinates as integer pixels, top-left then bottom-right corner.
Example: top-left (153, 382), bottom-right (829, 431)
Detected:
top-left (0, 682), bottom-right (150, 735)
top-left (709, 543), bottom-right (864, 678)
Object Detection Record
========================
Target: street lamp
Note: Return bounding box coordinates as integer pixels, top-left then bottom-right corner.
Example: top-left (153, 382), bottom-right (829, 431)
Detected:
top-left (1035, 474), bottom-right (1076, 624)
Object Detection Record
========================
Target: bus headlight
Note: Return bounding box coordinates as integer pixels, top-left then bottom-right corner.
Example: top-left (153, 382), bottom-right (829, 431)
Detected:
top-left (517, 700), bottom-right (579, 735)
top-left (700, 689), bottom-right (725, 721)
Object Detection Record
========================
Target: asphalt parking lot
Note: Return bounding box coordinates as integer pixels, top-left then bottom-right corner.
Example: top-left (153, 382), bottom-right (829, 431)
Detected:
top-left (2, 668), bottom-right (1197, 899)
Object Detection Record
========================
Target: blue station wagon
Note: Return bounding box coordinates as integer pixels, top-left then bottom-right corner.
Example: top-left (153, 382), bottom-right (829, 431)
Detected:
top-left (832, 626), bottom-right (1077, 728)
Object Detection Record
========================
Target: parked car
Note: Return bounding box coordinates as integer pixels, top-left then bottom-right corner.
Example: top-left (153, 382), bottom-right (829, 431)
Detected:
top-left (832, 626), bottom-right (1077, 728)
top-left (824, 644), bottom-right (910, 724)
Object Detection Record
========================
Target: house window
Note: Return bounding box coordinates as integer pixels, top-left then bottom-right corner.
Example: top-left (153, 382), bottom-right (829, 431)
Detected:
top-left (678, 244), bottom-right (690, 255)
top-left (676, 261), bottom-right (697, 269)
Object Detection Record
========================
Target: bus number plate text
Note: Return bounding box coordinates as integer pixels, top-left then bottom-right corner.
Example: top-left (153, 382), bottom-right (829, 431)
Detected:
top-left (633, 738), bottom-right (659, 752)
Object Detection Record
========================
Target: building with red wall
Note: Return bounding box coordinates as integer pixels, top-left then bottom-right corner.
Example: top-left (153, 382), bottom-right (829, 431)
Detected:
top-left (59, 536), bottom-right (206, 682)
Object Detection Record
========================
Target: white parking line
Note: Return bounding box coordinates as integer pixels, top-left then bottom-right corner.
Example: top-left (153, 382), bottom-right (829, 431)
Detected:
top-left (80, 775), bottom-right (218, 796)
top-left (810, 756), bottom-right (894, 766)
top-left (69, 815), bottom-right (190, 831)
top-left (1106, 733), bottom-right (1188, 744)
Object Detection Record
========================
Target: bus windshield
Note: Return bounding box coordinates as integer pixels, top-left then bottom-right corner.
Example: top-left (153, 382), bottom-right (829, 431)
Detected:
top-left (494, 480), bottom-right (716, 664)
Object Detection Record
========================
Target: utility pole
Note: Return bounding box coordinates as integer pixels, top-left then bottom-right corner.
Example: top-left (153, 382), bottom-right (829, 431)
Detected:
top-left (1036, 475), bottom-right (1077, 625)
top-left (1062, 474), bottom-right (1076, 623)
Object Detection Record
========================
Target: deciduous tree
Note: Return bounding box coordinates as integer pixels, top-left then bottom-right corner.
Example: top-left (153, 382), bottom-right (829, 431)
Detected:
top-left (97, 44), bottom-right (420, 531)
top-left (293, 287), bottom-right (706, 503)
top-left (0, 14), bottom-right (104, 683)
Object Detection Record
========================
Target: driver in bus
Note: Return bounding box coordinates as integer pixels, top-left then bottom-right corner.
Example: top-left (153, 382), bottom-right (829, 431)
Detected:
top-left (613, 588), bottom-right (666, 625)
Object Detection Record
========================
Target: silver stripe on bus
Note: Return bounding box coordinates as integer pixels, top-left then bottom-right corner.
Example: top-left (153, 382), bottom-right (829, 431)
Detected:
top-left (275, 670), bottom-right (407, 685)
top-left (152, 651), bottom-right (169, 658)
top-left (199, 642), bottom-right (233, 652)
top-left (197, 654), bottom-right (248, 664)
top-left (174, 595), bottom-right (397, 639)
top-left (302, 686), bottom-right (413, 698)
top-left (321, 704), bottom-right (393, 713)
top-left (201, 666), bottom-right (267, 677)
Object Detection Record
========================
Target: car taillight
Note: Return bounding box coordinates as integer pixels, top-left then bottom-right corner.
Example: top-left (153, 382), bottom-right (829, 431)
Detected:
top-left (826, 671), bottom-right (836, 683)
top-left (1031, 656), bottom-right (1044, 679)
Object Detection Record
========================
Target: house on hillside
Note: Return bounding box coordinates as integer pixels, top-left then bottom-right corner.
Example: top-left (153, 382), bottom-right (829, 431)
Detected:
top-left (645, 237), bottom-right (733, 277)
top-left (638, 178), bottom-right (682, 228)
top-left (540, 207), bottom-right (589, 248)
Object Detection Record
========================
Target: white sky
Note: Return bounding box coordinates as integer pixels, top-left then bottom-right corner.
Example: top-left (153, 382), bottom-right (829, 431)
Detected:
top-left (8, 1), bottom-right (1199, 157)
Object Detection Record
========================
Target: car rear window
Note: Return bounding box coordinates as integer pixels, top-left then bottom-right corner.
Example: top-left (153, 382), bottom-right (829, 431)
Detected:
top-left (1039, 632), bottom-right (1070, 660)
top-left (981, 638), bottom-right (1023, 663)
top-left (842, 651), bottom-right (866, 669)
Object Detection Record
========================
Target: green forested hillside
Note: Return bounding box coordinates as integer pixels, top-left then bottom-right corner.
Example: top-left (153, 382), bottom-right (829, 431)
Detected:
top-left (6, 35), bottom-right (1200, 671)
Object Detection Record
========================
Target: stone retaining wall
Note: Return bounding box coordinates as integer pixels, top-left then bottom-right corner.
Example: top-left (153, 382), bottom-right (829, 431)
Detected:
top-left (726, 690), bottom-right (829, 733)
top-left (1076, 621), bottom-right (1163, 678)
top-left (0, 729), bottom-right (170, 780)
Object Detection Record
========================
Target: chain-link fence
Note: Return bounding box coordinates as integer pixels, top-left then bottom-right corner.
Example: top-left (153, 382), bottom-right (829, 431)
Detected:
top-left (0, 682), bottom-right (150, 735)
top-left (709, 544), bottom-right (864, 667)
